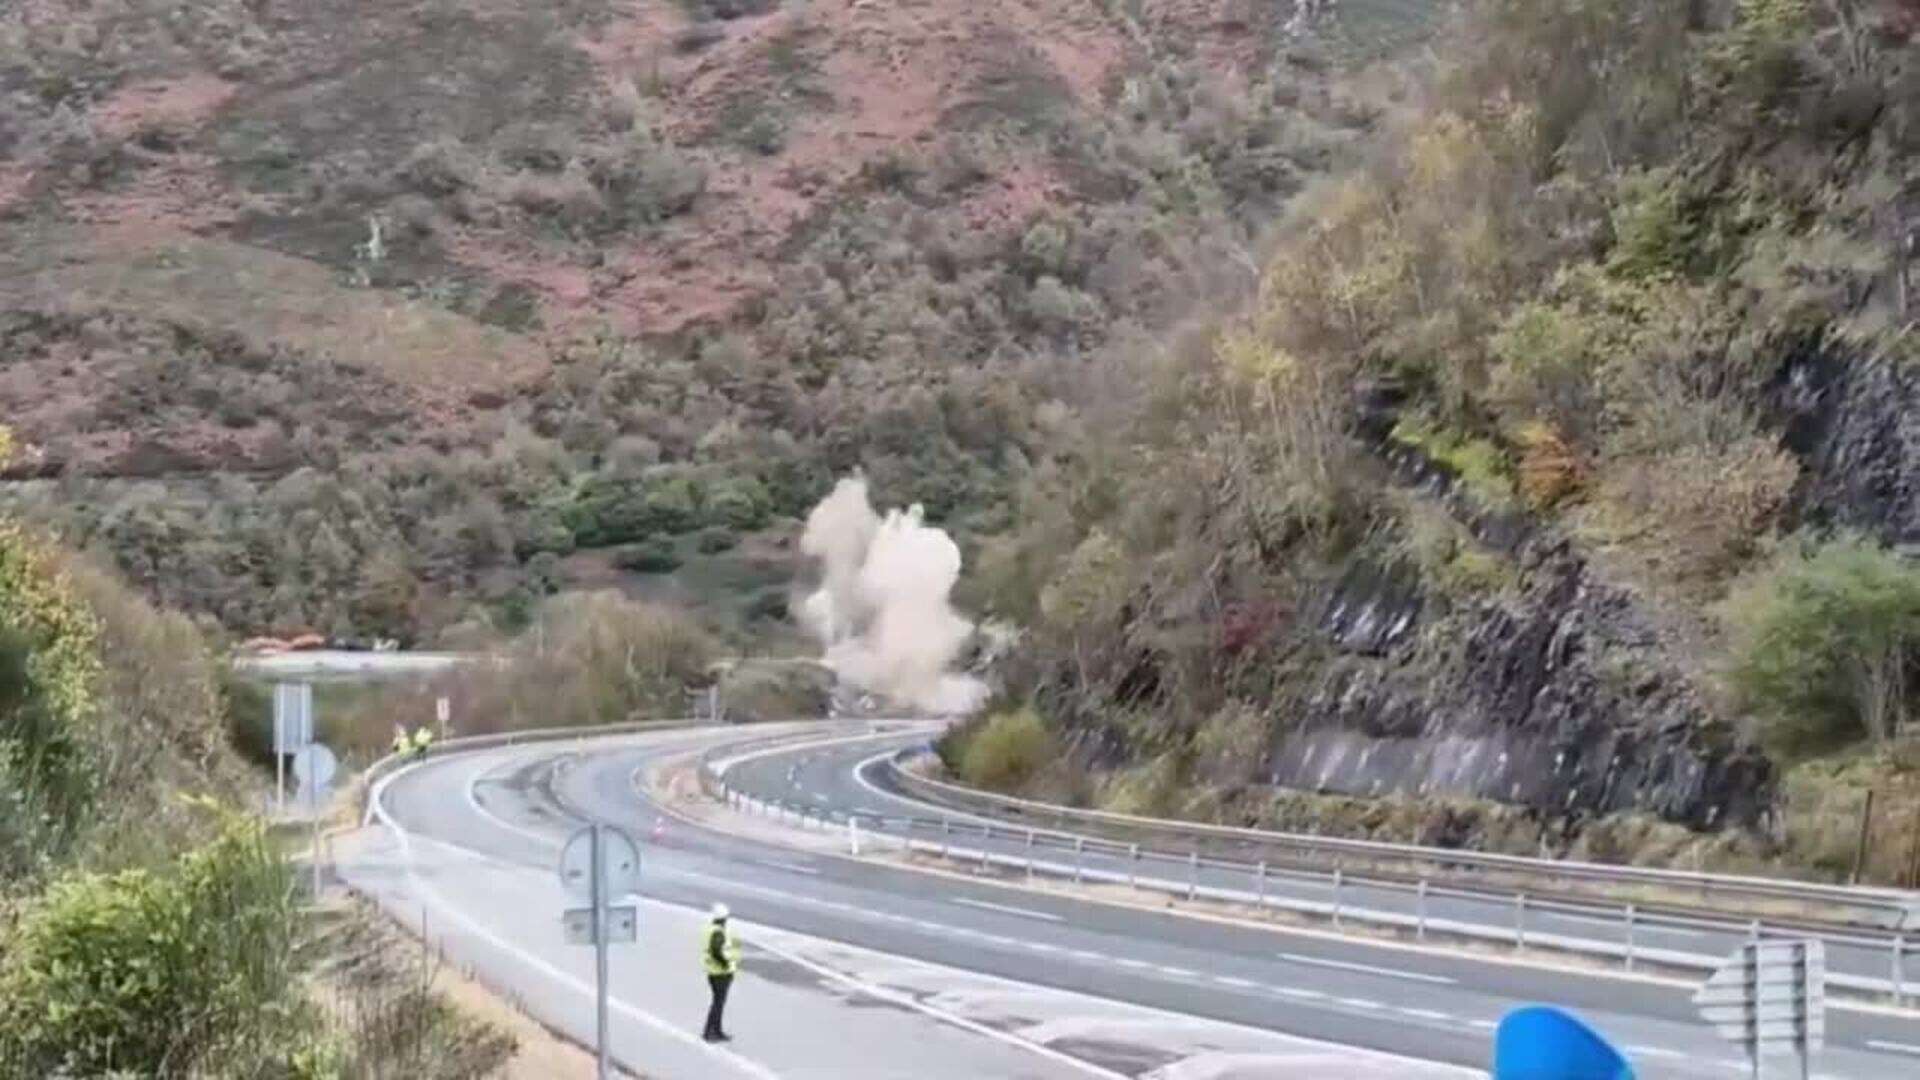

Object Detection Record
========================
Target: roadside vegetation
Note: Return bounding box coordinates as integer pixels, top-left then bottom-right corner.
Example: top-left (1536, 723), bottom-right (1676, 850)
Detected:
top-left (0, 426), bottom-right (515, 1076)
top-left (946, 0), bottom-right (1920, 883)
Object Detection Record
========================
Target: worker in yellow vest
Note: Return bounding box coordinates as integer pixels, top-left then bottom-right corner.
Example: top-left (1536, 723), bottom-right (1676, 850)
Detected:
top-left (701, 902), bottom-right (741, 1042)
top-left (390, 725), bottom-right (411, 758)
top-left (412, 725), bottom-right (434, 758)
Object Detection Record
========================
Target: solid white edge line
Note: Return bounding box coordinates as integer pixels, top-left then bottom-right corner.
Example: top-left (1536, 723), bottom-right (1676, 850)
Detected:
top-left (751, 857), bottom-right (822, 876)
top-left (740, 929), bottom-right (1128, 1080)
top-left (371, 748), bottom-right (781, 1080)
top-left (420, 732), bottom-right (1488, 1078)
top-left (952, 896), bottom-right (1066, 923)
top-left (1867, 1039), bottom-right (1920, 1056)
top-left (1276, 951), bottom-right (1458, 986)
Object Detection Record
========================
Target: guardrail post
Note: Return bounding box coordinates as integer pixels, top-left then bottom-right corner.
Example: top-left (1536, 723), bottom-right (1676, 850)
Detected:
top-left (1894, 934), bottom-right (1906, 1007)
top-left (1187, 851), bottom-right (1199, 901)
top-left (979, 840), bottom-right (990, 873)
top-left (1332, 868), bottom-right (1344, 929)
top-left (1256, 860), bottom-right (1268, 915)
top-left (1074, 837), bottom-right (1085, 884)
top-left (1515, 892), bottom-right (1527, 950)
top-left (849, 816), bottom-right (861, 856)
top-left (940, 818), bottom-right (950, 859)
top-left (1624, 904), bottom-right (1636, 972)
top-left (1749, 919), bottom-right (1761, 944)
top-left (1025, 829), bottom-right (1035, 882)
top-left (1129, 844), bottom-right (1139, 892)
top-left (1416, 878), bottom-right (1428, 941)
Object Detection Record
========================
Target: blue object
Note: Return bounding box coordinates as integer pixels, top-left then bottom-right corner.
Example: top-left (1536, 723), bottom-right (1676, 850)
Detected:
top-left (1493, 1005), bottom-right (1636, 1080)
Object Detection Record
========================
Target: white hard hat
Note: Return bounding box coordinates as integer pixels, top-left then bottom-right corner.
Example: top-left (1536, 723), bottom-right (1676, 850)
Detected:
top-left (711, 902), bottom-right (730, 920)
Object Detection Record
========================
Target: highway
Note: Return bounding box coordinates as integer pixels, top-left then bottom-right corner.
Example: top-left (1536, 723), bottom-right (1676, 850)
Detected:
top-left (344, 723), bottom-right (1920, 1078)
top-left (731, 733), bottom-right (1915, 987)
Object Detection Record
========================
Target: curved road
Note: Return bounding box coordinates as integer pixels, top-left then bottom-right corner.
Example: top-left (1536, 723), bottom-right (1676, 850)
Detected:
top-left (343, 723), bottom-right (1920, 1079)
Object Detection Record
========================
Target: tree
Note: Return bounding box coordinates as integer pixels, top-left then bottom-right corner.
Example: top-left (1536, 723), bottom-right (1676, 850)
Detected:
top-left (1724, 535), bottom-right (1920, 757)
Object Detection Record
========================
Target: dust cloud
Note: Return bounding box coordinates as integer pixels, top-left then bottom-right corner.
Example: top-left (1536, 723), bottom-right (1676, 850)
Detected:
top-left (799, 476), bottom-right (988, 716)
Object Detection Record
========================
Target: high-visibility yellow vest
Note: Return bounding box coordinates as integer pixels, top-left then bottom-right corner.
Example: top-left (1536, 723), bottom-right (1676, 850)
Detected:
top-left (702, 921), bottom-right (739, 976)
top-left (413, 727), bottom-right (434, 752)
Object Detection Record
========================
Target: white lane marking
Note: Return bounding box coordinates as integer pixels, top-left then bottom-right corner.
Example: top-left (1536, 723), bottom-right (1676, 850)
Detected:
top-left (1273, 987), bottom-right (1325, 1000)
top-left (1399, 1008), bottom-right (1451, 1022)
top-left (1158, 966), bottom-right (1198, 979)
top-left (1069, 949), bottom-right (1106, 962)
top-left (466, 759), bottom-right (565, 850)
top-left (1625, 1045), bottom-right (1686, 1060)
top-left (751, 857), bottom-right (821, 876)
top-left (1277, 951), bottom-right (1457, 985)
top-left (951, 896), bottom-right (1064, 923)
top-left (1115, 958), bottom-right (1153, 970)
top-left (1869, 1040), bottom-right (1920, 1057)
top-left (742, 925), bottom-right (1127, 1080)
top-left (368, 798), bottom-right (777, 1079)
top-left (1213, 976), bottom-right (1259, 990)
top-left (1337, 998), bottom-right (1384, 1011)
top-left (1467, 1020), bottom-right (1497, 1030)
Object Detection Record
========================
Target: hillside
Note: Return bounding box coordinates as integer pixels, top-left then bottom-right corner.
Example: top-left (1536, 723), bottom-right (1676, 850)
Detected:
top-left (949, 0), bottom-right (1920, 883)
top-left (0, 0), bottom-right (1430, 645)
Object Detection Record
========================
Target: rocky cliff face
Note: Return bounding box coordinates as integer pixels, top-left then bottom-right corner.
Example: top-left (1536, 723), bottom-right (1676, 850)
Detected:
top-left (1275, 543), bottom-right (1773, 831)
top-left (1777, 347), bottom-right (1920, 547)
top-left (1257, 344), bottom-right (1920, 836)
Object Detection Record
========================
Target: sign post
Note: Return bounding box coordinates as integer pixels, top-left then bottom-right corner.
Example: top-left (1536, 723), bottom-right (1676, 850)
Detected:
top-left (560, 824), bottom-right (641, 1080)
top-left (272, 682), bottom-right (314, 813)
top-left (435, 695), bottom-right (451, 738)
top-left (292, 743), bottom-right (337, 895)
top-left (1694, 939), bottom-right (1824, 1079)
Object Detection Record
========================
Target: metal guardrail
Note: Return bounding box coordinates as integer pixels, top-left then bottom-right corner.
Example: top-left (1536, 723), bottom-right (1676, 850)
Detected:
top-left (699, 755), bottom-right (1917, 1007)
top-left (878, 749), bottom-right (1920, 934)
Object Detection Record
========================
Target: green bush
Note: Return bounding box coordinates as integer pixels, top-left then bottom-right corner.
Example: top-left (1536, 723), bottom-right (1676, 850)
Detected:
top-left (956, 707), bottom-right (1057, 791)
top-left (695, 526), bottom-right (738, 554)
top-left (1723, 536), bottom-right (1920, 759)
top-left (0, 523), bottom-right (103, 886)
top-left (0, 805), bottom-right (308, 1076)
top-left (704, 475), bottom-right (772, 530)
top-left (614, 537), bottom-right (681, 574)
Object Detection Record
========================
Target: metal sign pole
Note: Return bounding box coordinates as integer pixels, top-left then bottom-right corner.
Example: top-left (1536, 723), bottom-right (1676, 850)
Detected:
top-left (309, 768), bottom-right (322, 896)
top-left (594, 823), bottom-right (610, 1080)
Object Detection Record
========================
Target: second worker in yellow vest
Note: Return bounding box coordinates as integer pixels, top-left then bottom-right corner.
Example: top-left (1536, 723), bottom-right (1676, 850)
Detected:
top-left (701, 903), bottom-right (740, 1042)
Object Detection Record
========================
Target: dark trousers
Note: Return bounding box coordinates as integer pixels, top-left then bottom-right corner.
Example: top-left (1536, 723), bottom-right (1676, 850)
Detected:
top-left (704, 973), bottom-right (733, 1038)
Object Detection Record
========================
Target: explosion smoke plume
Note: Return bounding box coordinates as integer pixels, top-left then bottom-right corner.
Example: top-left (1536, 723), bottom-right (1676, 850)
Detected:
top-left (799, 477), bottom-right (987, 715)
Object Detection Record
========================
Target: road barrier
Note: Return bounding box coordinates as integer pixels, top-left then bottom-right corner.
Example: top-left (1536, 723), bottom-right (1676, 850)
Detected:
top-left (877, 748), bottom-right (1920, 935)
top-left (699, 744), bottom-right (1919, 1008)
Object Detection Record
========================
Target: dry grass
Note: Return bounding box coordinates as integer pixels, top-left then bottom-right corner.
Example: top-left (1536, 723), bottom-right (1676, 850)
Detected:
top-left (5, 231), bottom-right (543, 396)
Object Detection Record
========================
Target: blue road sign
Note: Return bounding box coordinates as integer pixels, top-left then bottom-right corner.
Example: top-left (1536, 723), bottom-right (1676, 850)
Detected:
top-left (1493, 1005), bottom-right (1636, 1080)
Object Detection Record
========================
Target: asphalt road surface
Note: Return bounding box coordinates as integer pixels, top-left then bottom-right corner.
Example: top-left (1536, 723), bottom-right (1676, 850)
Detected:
top-left (729, 732), bottom-right (1916, 987)
top-left (345, 723), bottom-right (1920, 1078)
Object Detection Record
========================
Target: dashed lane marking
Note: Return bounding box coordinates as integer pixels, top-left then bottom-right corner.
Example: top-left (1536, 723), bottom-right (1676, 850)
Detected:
top-left (1869, 1040), bottom-right (1920, 1057)
top-left (1337, 998), bottom-right (1385, 1011)
top-left (952, 896), bottom-right (1066, 923)
top-left (1276, 951), bottom-right (1457, 985)
top-left (750, 857), bottom-right (821, 876)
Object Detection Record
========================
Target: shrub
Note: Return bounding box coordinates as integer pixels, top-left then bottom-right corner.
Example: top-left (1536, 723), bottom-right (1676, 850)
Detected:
top-left (0, 523), bottom-right (103, 886)
top-left (956, 706), bottom-right (1057, 791)
top-left (705, 475), bottom-right (771, 530)
top-left (0, 806), bottom-right (307, 1076)
top-left (1723, 536), bottom-right (1920, 759)
top-left (614, 537), bottom-right (681, 574)
top-left (695, 526), bottom-right (738, 554)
